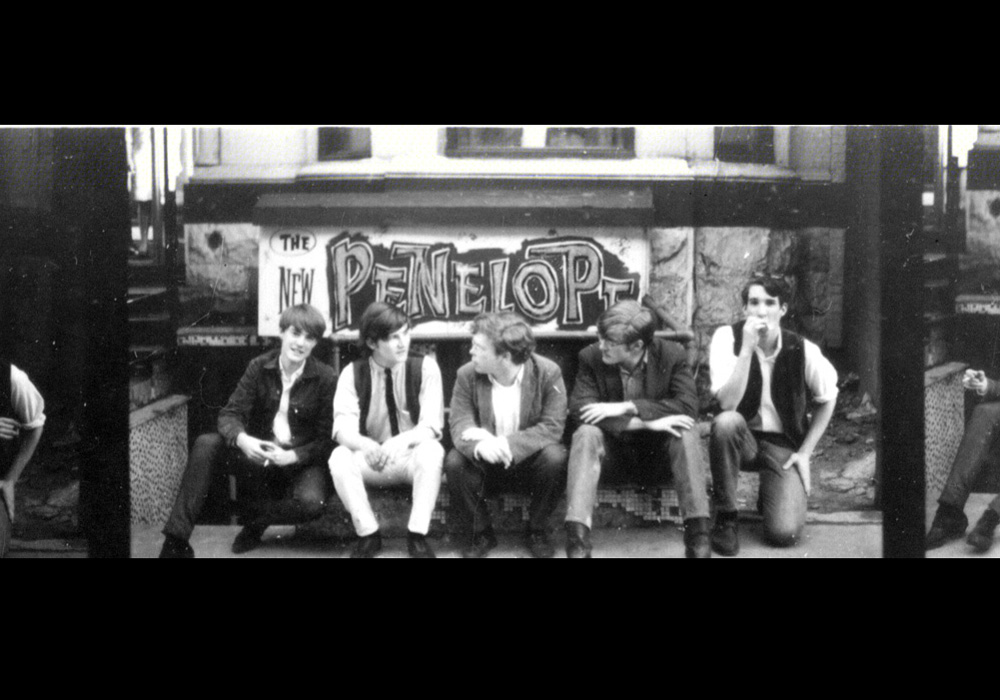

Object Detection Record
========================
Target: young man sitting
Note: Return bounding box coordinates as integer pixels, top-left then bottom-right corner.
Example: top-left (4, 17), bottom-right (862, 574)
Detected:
top-left (159, 303), bottom-right (337, 558)
top-left (565, 299), bottom-right (711, 558)
top-left (445, 312), bottom-right (568, 558)
top-left (328, 302), bottom-right (445, 558)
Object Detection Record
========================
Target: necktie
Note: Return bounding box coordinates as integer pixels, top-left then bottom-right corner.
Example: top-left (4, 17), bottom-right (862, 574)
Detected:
top-left (385, 367), bottom-right (400, 436)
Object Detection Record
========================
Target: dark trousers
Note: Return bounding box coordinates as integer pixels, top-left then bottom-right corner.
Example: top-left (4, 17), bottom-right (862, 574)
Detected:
top-left (162, 432), bottom-right (330, 541)
top-left (939, 401), bottom-right (1000, 515)
top-left (710, 411), bottom-right (807, 547)
top-left (444, 443), bottom-right (567, 538)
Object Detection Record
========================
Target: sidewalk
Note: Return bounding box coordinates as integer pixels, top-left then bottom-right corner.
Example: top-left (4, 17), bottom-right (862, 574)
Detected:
top-left (131, 511), bottom-right (882, 558)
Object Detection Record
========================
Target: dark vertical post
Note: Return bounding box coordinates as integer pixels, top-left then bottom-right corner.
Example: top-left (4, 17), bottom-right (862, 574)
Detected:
top-left (879, 125), bottom-right (926, 557)
top-left (54, 128), bottom-right (131, 557)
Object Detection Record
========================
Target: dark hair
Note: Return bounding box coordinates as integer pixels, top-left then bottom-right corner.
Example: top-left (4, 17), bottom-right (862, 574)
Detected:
top-left (471, 311), bottom-right (535, 365)
top-left (357, 302), bottom-right (409, 356)
top-left (741, 274), bottom-right (792, 308)
top-left (597, 299), bottom-right (655, 347)
top-left (279, 303), bottom-right (326, 339)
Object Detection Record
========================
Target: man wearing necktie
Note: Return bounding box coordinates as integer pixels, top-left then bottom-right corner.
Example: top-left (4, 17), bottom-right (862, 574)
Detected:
top-left (329, 302), bottom-right (445, 558)
top-left (445, 312), bottom-right (568, 558)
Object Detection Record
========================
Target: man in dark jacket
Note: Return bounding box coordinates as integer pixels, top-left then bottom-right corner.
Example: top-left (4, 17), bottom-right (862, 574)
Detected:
top-left (158, 303), bottom-right (337, 558)
top-left (445, 311), bottom-right (568, 558)
top-left (708, 275), bottom-right (838, 555)
top-left (566, 299), bottom-right (710, 558)
top-left (926, 367), bottom-right (1000, 553)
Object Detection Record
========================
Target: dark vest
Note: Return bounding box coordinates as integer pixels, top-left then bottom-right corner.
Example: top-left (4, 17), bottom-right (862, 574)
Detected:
top-left (0, 359), bottom-right (14, 474)
top-left (732, 321), bottom-right (809, 447)
top-left (353, 355), bottom-right (423, 438)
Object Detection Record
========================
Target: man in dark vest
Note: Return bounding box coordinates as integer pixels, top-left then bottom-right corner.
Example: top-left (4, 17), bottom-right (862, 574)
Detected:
top-left (565, 299), bottom-right (711, 558)
top-left (159, 303), bottom-right (337, 558)
top-left (708, 275), bottom-right (839, 554)
top-left (329, 302), bottom-right (444, 558)
top-left (0, 361), bottom-right (46, 558)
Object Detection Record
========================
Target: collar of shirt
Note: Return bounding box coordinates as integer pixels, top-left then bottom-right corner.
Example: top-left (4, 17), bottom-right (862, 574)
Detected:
top-left (618, 350), bottom-right (648, 380)
top-left (489, 363), bottom-right (525, 389)
top-left (757, 329), bottom-right (783, 362)
top-left (279, 357), bottom-right (306, 388)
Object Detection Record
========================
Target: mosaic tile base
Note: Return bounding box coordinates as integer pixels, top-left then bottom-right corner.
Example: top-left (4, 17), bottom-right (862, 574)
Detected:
top-left (130, 396), bottom-right (190, 527)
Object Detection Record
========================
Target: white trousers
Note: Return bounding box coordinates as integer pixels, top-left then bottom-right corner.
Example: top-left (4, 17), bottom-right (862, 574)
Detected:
top-left (329, 441), bottom-right (444, 537)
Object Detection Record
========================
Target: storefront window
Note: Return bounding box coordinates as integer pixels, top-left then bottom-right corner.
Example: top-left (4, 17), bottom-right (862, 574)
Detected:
top-left (445, 126), bottom-right (635, 158)
top-left (714, 126), bottom-right (775, 164)
top-left (318, 127), bottom-right (372, 160)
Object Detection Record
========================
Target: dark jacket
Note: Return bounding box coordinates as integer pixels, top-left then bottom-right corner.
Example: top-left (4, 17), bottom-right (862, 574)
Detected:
top-left (449, 353), bottom-right (567, 465)
top-left (569, 338), bottom-right (698, 437)
top-left (217, 349), bottom-right (338, 466)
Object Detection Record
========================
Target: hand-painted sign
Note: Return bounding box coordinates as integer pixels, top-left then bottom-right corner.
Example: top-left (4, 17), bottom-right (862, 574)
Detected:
top-left (259, 227), bottom-right (647, 336)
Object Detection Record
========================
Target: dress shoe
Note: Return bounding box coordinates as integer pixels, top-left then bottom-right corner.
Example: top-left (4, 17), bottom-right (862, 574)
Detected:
top-left (159, 534), bottom-right (194, 559)
top-left (461, 528), bottom-right (498, 558)
top-left (526, 530), bottom-right (555, 558)
top-left (231, 525), bottom-right (266, 555)
top-left (565, 521), bottom-right (592, 558)
top-left (407, 531), bottom-right (436, 558)
top-left (967, 508), bottom-right (999, 553)
top-left (352, 531), bottom-right (383, 558)
top-left (684, 517), bottom-right (712, 559)
top-left (711, 511), bottom-right (740, 556)
top-left (925, 503), bottom-right (968, 550)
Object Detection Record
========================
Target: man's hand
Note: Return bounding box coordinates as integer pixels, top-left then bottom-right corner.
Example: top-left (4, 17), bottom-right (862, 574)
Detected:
top-left (741, 317), bottom-right (768, 354)
top-left (0, 479), bottom-right (14, 522)
top-left (461, 427), bottom-right (494, 443)
top-left (0, 418), bottom-right (20, 441)
top-left (361, 439), bottom-right (389, 472)
top-left (266, 447), bottom-right (298, 468)
top-left (475, 436), bottom-right (513, 468)
top-left (782, 452), bottom-right (811, 495)
top-left (643, 414), bottom-right (696, 437)
top-left (381, 432), bottom-right (419, 468)
top-left (579, 402), bottom-right (634, 425)
top-left (236, 433), bottom-right (278, 465)
top-left (963, 368), bottom-right (989, 395)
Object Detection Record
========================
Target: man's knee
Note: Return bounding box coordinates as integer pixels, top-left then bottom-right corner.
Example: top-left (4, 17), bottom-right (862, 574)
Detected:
top-left (764, 520), bottom-right (804, 548)
top-left (444, 449), bottom-right (477, 484)
top-left (328, 446), bottom-right (359, 479)
top-left (571, 424), bottom-right (604, 449)
top-left (414, 440), bottom-right (445, 473)
top-left (711, 411), bottom-right (746, 440)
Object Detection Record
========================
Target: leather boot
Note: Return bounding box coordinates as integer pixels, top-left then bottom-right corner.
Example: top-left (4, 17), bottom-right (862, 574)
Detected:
top-left (926, 502), bottom-right (968, 550)
top-left (683, 517), bottom-right (711, 558)
top-left (967, 508), bottom-right (999, 553)
top-left (565, 521), bottom-right (592, 558)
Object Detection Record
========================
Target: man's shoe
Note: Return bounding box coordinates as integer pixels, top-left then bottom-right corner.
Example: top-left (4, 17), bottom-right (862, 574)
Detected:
top-left (407, 531), bottom-right (436, 558)
top-left (352, 531), bottom-right (383, 558)
top-left (526, 530), bottom-right (555, 558)
top-left (158, 534), bottom-right (194, 559)
top-left (926, 503), bottom-right (968, 550)
top-left (967, 508), bottom-right (1000, 553)
top-left (711, 511), bottom-right (740, 556)
top-left (684, 517), bottom-right (712, 559)
top-left (565, 521), bottom-right (592, 558)
top-left (231, 525), bottom-right (266, 555)
top-left (461, 528), bottom-right (498, 558)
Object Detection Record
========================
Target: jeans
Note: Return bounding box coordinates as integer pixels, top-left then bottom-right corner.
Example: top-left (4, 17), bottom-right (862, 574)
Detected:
top-left (939, 401), bottom-right (1000, 515)
top-left (162, 432), bottom-right (330, 541)
top-left (328, 441), bottom-right (444, 537)
top-left (444, 444), bottom-right (567, 538)
top-left (565, 424), bottom-right (710, 528)
top-left (710, 411), bottom-right (807, 546)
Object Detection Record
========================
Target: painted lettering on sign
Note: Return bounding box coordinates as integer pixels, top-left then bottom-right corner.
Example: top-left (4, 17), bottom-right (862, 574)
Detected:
top-left (322, 232), bottom-right (639, 331)
top-left (279, 267), bottom-right (316, 310)
top-left (270, 229), bottom-right (317, 256)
